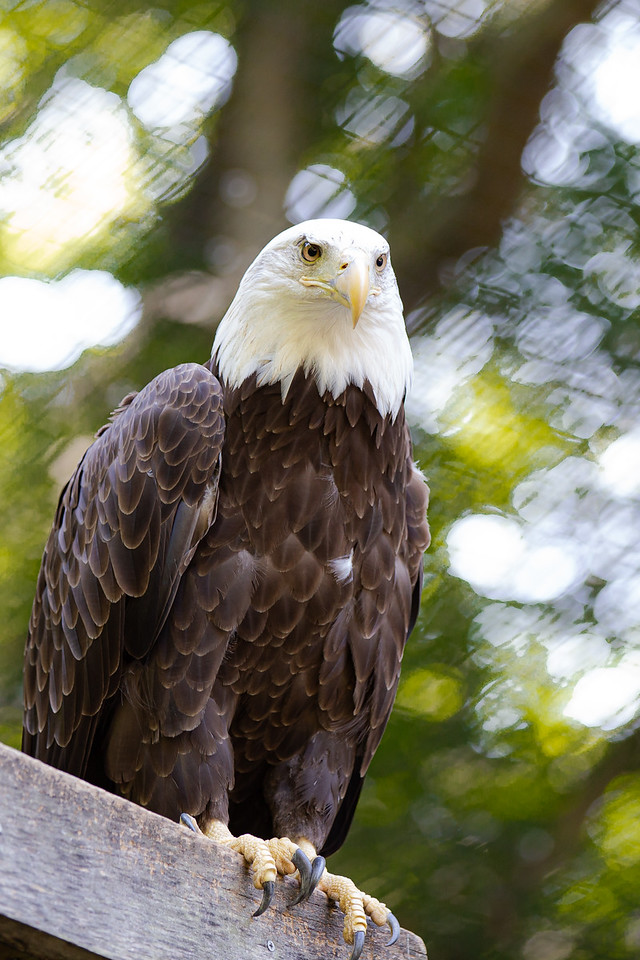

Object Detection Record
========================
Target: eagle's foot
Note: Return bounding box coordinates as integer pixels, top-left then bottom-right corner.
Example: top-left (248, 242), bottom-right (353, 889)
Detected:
top-left (180, 815), bottom-right (324, 916)
top-left (316, 868), bottom-right (399, 960)
top-left (260, 836), bottom-right (325, 905)
top-left (181, 813), bottom-right (277, 914)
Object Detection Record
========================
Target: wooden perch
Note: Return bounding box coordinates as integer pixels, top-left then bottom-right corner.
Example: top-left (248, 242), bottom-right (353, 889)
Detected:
top-left (0, 742), bottom-right (427, 960)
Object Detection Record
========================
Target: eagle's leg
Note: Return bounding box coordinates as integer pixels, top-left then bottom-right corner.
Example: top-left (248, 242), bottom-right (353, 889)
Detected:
top-left (180, 815), bottom-right (323, 916)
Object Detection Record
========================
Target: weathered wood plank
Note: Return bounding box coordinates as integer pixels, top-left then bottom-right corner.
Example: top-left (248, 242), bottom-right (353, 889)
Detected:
top-left (0, 742), bottom-right (427, 960)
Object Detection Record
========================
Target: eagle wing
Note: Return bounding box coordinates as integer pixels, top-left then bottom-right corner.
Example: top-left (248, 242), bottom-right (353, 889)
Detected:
top-left (22, 363), bottom-right (225, 780)
top-left (321, 445), bottom-right (430, 857)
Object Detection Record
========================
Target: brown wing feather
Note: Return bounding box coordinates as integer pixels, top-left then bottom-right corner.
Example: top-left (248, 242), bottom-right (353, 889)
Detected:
top-left (322, 445), bottom-right (429, 857)
top-left (22, 363), bottom-right (225, 780)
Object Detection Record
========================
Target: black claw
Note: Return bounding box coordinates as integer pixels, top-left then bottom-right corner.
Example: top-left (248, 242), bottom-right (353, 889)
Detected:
top-left (290, 850), bottom-right (326, 905)
top-left (290, 848), bottom-right (312, 905)
top-left (309, 855), bottom-right (326, 894)
top-left (180, 813), bottom-right (199, 833)
top-left (386, 912), bottom-right (400, 946)
top-left (350, 930), bottom-right (366, 960)
top-left (253, 880), bottom-right (275, 917)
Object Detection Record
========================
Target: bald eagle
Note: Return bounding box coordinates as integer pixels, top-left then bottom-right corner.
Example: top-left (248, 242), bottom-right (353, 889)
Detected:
top-left (23, 219), bottom-right (430, 959)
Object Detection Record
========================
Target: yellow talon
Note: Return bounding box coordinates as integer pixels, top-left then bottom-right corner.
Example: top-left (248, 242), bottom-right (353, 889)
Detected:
top-left (232, 834), bottom-right (277, 888)
top-left (317, 872), bottom-right (368, 944)
top-left (185, 817), bottom-right (400, 957)
top-left (197, 822), bottom-right (316, 892)
top-left (183, 818), bottom-right (398, 954)
top-left (201, 819), bottom-right (278, 889)
top-left (362, 891), bottom-right (390, 927)
top-left (265, 836), bottom-right (298, 876)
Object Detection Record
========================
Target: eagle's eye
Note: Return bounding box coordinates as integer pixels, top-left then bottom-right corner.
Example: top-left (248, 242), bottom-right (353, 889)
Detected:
top-left (375, 252), bottom-right (388, 272)
top-left (301, 242), bottom-right (322, 263)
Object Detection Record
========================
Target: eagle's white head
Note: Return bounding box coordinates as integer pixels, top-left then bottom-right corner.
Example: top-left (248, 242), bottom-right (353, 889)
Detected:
top-left (212, 219), bottom-right (413, 418)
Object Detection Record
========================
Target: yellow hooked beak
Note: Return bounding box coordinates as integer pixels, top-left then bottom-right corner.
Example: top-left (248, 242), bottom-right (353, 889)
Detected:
top-left (300, 251), bottom-right (376, 327)
top-left (334, 253), bottom-right (370, 327)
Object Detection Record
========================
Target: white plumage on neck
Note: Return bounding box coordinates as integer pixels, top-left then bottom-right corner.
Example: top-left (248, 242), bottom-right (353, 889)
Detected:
top-left (212, 219), bottom-right (413, 419)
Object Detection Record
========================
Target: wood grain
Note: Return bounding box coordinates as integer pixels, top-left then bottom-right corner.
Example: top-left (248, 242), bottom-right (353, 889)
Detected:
top-left (0, 742), bottom-right (427, 960)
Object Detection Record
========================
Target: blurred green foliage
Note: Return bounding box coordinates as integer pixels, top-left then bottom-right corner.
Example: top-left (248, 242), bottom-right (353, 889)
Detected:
top-left (3, 1), bottom-right (640, 958)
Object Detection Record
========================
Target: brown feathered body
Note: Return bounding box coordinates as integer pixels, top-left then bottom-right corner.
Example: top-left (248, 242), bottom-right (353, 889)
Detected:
top-left (24, 209), bottom-right (432, 863)
top-left (23, 357), bottom-right (428, 855)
